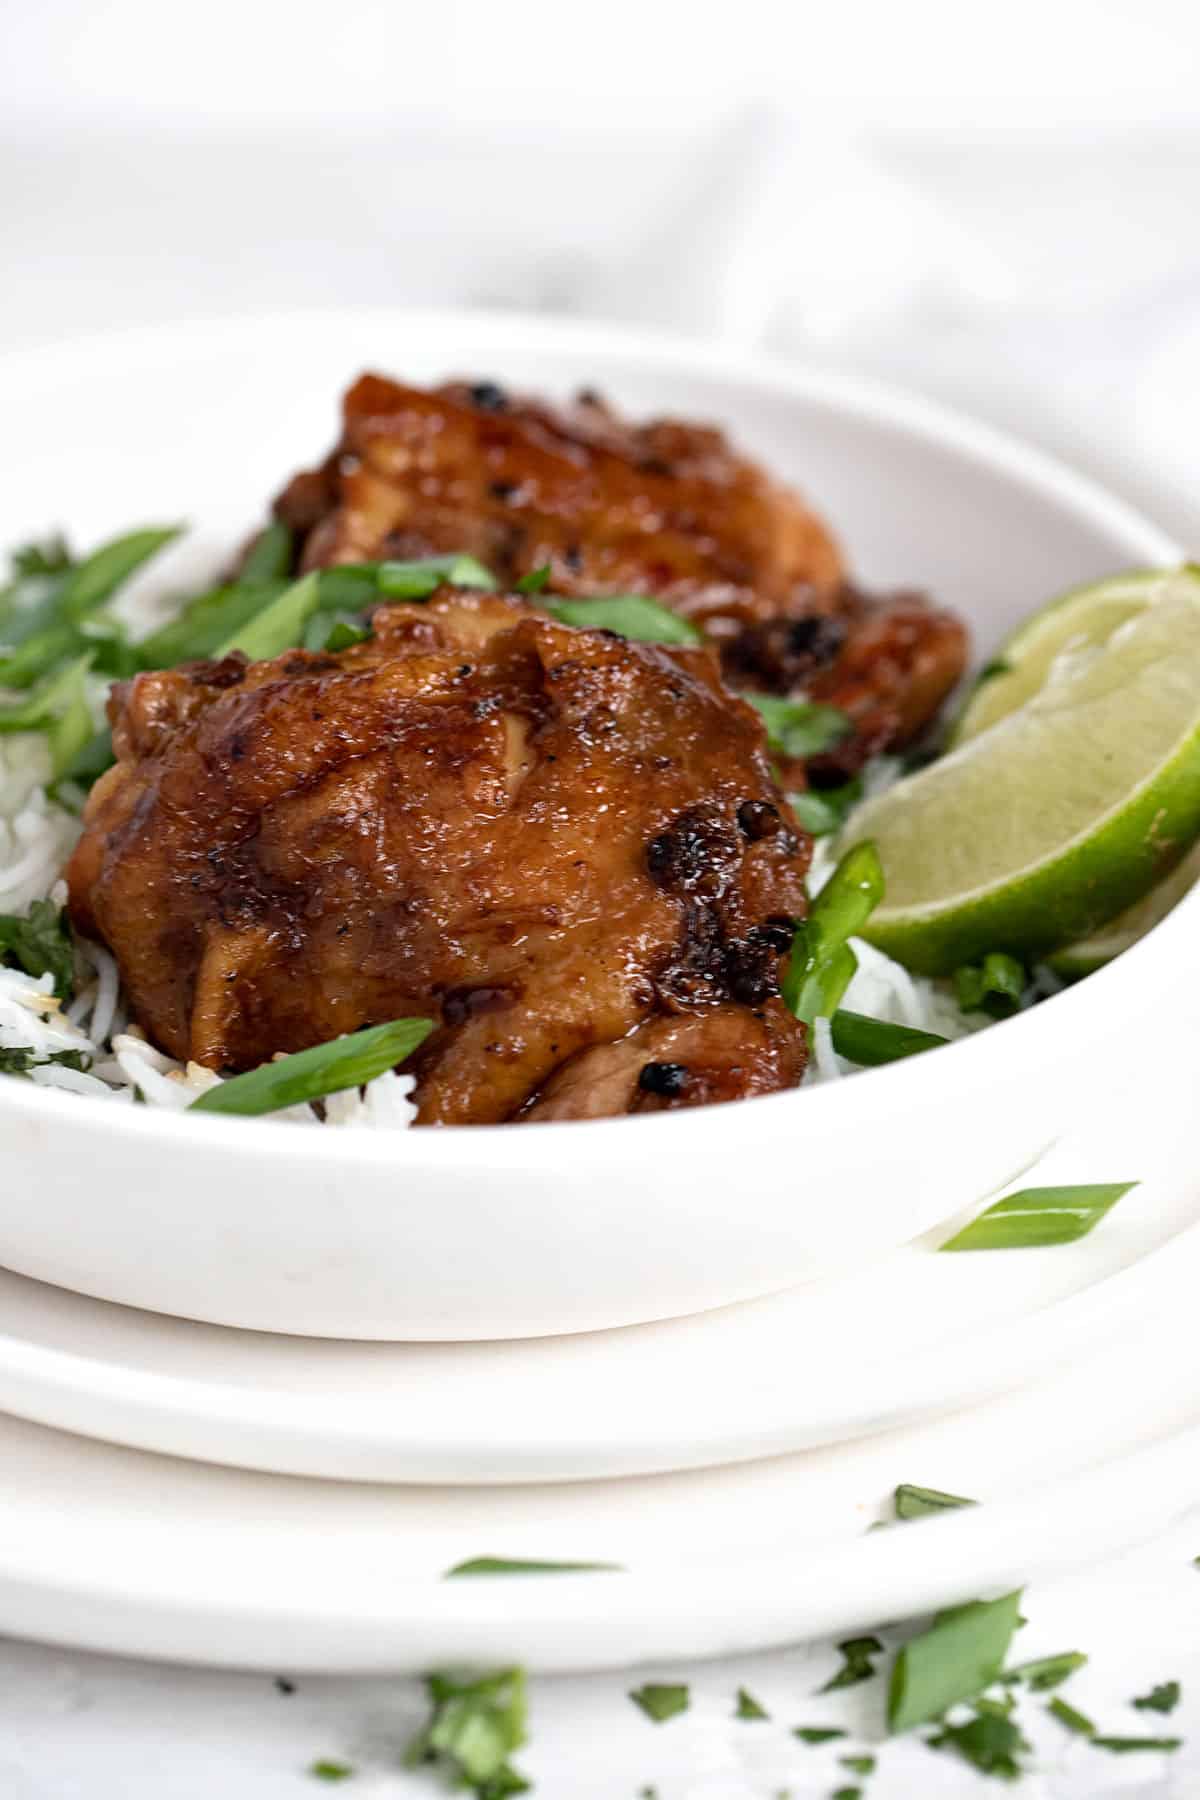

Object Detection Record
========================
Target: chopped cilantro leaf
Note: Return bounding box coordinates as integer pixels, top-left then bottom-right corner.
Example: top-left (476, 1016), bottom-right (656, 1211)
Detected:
top-left (1133, 1680), bottom-right (1180, 1714)
top-left (746, 692), bottom-right (851, 760)
top-left (629, 1683), bottom-right (689, 1723)
top-left (928, 1706), bottom-right (1030, 1778)
top-left (734, 1687), bottom-right (769, 1720)
top-left (405, 1667), bottom-right (529, 1798)
top-left (820, 1635), bottom-right (883, 1693)
top-left (0, 899), bottom-right (76, 999)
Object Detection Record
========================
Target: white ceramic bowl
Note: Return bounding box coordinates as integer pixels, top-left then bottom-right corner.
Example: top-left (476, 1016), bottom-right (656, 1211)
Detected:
top-left (0, 310), bottom-right (1187, 1340)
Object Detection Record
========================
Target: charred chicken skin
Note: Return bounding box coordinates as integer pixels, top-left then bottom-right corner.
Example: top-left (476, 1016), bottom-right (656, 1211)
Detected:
top-left (68, 591), bottom-right (811, 1124)
top-left (274, 373), bottom-right (968, 776)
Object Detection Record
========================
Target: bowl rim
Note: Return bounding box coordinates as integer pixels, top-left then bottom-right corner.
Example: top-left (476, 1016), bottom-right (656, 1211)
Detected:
top-left (0, 304), bottom-right (1188, 1170)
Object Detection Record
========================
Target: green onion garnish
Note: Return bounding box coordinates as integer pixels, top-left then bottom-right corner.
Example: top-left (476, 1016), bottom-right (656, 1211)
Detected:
top-left (218, 571), bottom-right (321, 661)
top-left (734, 1688), bottom-right (769, 1720)
top-left (308, 1760), bottom-right (355, 1782)
top-left (57, 526), bottom-right (182, 623)
top-left (629, 1684), bottom-right (690, 1724)
top-left (887, 1590), bottom-right (1023, 1732)
top-left (940, 1182), bottom-right (1137, 1251)
top-left (894, 1483), bottom-right (975, 1520)
top-left (240, 521), bottom-right (294, 583)
top-left (515, 564), bottom-right (551, 593)
top-left (1047, 1696), bottom-right (1097, 1736)
top-left (189, 1017), bottom-right (433, 1116)
top-left (783, 841), bottom-right (884, 1028)
top-left (543, 594), bottom-right (704, 646)
top-left (955, 951), bottom-right (1027, 1018)
top-left (793, 1727), bottom-right (846, 1744)
top-left (444, 1557), bottom-right (620, 1578)
top-left (377, 553), bottom-right (495, 596)
top-left (830, 1011), bottom-right (948, 1066)
top-left (1004, 1649), bottom-right (1087, 1691)
top-left (746, 693), bottom-right (851, 759)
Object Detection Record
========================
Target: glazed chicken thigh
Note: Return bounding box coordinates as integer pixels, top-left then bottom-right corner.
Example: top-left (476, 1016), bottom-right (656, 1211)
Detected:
top-left (274, 374), bottom-right (968, 775)
top-left (68, 592), bottom-right (811, 1123)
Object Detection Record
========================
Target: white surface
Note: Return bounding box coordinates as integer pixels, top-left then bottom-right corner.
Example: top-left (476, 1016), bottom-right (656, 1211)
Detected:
top-left (0, 1059), bottom-right (1193, 1482)
top-left (0, 1250), bottom-right (1198, 1676)
top-left (0, 309), bottom-right (1186, 1343)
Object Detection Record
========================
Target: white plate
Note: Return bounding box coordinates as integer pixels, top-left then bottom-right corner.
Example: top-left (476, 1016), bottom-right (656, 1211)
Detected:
top-left (0, 1059), bottom-right (1193, 1483)
top-left (1, 1249), bottom-right (1198, 1675)
top-left (0, 310), bottom-right (1190, 1340)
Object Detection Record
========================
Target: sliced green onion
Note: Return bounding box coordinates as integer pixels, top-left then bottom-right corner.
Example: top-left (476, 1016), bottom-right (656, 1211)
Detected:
top-left (543, 594), bottom-right (704, 646)
top-left (377, 554), bottom-right (496, 596)
top-left (1004, 1649), bottom-right (1087, 1691)
top-left (303, 611), bottom-right (370, 653)
top-left (746, 692), bottom-right (851, 759)
top-left (940, 1182), bottom-right (1137, 1251)
top-left (887, 1590), bottom-right (1023, 1732)
top-left (240, 521), bottom-right (294, 582)
top-left (444, 1557), bottom-right (619, 1578)
top-left (793, 1727), bottom-right (846, 1744)
top-left (515, 564), bottom-right (551, 593)
top-left (217, 572), bottom-right (321, 661)
top-left (57, 526), bottom-right (182, 622)
top-left (1048, 1697), bottom-right (1097, 1737)
top-left (629, 1684), bottom-right (689, 1724)
top-left (894, 1483), bottom-right (975, 1520)
top-left (955, 951), bottom-right (1027, 1018)
top-left (783, 842), bottom-right (884, 1028)
top-left (190, 1016), bottom-right (434, 1116)
top-left (1091, 1735), bottom-right (1181, 1754)
top-left (308, 1760), bottom-right (355, 1782)
top-left (734, 1688), bottom-right (769, 1720)
top-left (0, 652), bottom-right (94, 735)
top-left (138, 579), bottom-right (289, 667)
top-left (830, 1011), bottom-right (947, 1066)
top-left (54, 726), bottom-right (115, 791)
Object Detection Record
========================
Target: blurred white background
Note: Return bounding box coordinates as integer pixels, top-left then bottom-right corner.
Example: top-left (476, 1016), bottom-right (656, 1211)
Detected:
top-left (2, 0), bottom-right (1198, 545)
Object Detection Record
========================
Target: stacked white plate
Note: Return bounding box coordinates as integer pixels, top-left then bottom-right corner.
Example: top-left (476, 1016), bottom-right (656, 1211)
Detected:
top-left (0, 1053), bottom-right (1197, 1673)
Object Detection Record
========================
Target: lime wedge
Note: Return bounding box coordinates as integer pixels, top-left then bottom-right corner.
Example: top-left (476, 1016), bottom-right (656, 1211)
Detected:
top-left (1048, 840), bottom-right (1200, 977)
top-left (844, 582), bottom-right (1200, 973)
top-left (951, 567), bottom-right (1200, 745)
